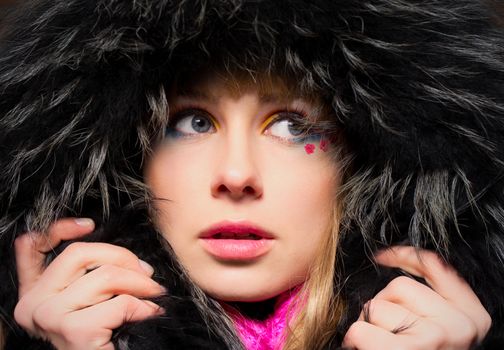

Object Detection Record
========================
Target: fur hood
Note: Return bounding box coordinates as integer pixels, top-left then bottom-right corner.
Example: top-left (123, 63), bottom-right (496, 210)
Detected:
top-left (1, 0), bottom-right (504, 348)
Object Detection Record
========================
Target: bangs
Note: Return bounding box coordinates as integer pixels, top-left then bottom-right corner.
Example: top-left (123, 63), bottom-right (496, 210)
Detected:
top-left (168, 65), bottom-right (335, 124)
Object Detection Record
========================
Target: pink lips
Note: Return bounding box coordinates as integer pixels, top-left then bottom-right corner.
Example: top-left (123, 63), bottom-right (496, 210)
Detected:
top-left (199, 222), bottom-right (274, 260)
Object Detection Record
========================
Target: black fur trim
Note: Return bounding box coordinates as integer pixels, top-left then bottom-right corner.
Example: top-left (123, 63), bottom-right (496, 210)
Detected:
top-left (1, 0), bottom-right (504, 348)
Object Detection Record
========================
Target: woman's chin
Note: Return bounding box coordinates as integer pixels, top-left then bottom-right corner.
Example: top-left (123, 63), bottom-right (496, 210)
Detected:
top-left (198, 277), bottom-right (297, 302)
top-left (184, 258), bottom-right (307, 302)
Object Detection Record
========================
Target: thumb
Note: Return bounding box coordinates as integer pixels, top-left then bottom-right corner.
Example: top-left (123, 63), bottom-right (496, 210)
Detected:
top-left (15, 218), bottom-right (95, 297)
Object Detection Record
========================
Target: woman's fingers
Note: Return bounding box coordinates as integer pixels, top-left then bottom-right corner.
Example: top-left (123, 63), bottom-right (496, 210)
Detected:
top-left (342, 321), bottom-right (399, 350)
top-left (375, 246), bottom-right (491, 342)
top-left (373, 275), bottom-right (468, 321)
top-left (37, 295), bottom-right (164, 350)
top-left (62, 295), bottom-right (163, 334)
top-left (344, 246), bottom-right (492, 349)
top-left (358, 299), bottom-right (418, 333)
top-left (55, 264), bottom-right (165, 310)
top-left (29, 269), bottom-right (164, 338)
top-left (14, 218), bottom-right (165, 349)
top-left (15, 242), bottom-right (159, 333)
top-left (343, 318), bottom-right (449, 350)
top-left (366, 279), bottom-right (477, 348)
top-left (15, 218), bottom-right (95, 297)
top-left (37, 218), bottom-right (96, 253)
top-left (375, 247), bottom-right (478, 308)
top-left (37, 242), bottom-right (155, 294)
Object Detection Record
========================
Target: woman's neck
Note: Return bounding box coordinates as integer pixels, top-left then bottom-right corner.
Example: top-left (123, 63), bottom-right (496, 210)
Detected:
top-left (221, 288), bottom-right (302, 350)
top-left (227, 297), bottom-right (278, 321)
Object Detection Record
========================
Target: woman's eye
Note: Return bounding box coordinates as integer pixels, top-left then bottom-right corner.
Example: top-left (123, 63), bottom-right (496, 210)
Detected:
top-left (264, 113), bottom-right (312, 142)
top-left (166, 109), bottom-right (216, 137)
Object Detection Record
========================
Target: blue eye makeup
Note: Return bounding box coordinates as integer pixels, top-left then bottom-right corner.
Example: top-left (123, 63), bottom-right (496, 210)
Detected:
top-left (165, 108), bottom-right (327, 145)
top-left (165, 108), bottom-right (217, 138)
top-left (262, 112), bottom-right (323, 144)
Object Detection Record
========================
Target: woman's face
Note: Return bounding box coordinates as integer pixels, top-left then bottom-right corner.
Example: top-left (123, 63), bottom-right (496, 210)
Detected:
top-left (145, 75), bottom-right (340, 302)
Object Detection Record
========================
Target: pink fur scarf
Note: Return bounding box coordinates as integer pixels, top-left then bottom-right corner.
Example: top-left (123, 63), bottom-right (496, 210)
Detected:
top-left (223, 289), bottom-right (301, 350)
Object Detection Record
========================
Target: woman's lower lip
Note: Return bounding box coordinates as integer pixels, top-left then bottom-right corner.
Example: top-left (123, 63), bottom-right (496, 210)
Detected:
top-left (200, 238), bottom-right (274, 260)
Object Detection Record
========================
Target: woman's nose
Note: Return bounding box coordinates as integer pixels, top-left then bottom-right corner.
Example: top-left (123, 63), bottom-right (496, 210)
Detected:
top-left (211, 137), bottom-right (263, 200)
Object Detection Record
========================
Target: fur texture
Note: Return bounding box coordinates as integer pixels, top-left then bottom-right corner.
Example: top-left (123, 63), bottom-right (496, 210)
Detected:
top-left (1, 0), bottom-right (504, 348)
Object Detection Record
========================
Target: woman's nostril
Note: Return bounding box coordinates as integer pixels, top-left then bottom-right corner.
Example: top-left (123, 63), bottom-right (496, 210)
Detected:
top-left (217, 184), bottom-right (228, 193)
top-left (217, 184), bottom-right (255, 195)
top-left (243, 186), bottom-right (255, 195)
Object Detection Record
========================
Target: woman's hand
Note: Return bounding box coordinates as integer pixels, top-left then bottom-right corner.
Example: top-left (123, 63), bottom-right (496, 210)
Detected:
top-left (342, 246), bottom-right (492, 350)
top-left (14, 218), bottom-right (166, 350)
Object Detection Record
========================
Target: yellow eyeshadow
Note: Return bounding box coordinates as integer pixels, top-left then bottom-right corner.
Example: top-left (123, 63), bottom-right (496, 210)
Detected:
top-left (210, 115), bottom-right (221, 130)
top-left (260, 114), bottom-right (278, 132)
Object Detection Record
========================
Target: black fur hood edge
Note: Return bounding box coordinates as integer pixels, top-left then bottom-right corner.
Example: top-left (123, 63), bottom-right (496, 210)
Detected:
top-left (1, 1), bottom-right (504, 348)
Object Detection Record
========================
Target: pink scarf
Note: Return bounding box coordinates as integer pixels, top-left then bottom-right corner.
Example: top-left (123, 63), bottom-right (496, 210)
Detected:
top-left (223, 289), bottom-right (301, 350)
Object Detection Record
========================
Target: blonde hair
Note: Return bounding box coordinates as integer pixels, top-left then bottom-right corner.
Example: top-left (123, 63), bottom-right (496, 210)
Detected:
top-left (282, 199), bottom-right (345, 350)
top-left (282, 135), bottom-right (351, 349)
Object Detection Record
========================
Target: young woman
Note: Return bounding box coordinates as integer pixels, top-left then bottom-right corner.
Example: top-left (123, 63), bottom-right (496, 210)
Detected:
top-left (10, 71), bottom-right (492, 349)
top-left (1, 1), bottom-right (504, 349)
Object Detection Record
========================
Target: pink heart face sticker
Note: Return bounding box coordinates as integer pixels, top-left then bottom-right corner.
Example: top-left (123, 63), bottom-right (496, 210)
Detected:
top-left (304, 143), bottom-right (315, 154)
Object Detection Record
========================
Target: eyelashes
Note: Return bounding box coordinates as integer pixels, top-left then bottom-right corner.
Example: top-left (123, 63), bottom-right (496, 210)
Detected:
top-left (165, 107), bottom-right (331, 144)
top-left (261, 111), bottom-right (324, 144)
top-left (165, 108), bottom-right (218, 138)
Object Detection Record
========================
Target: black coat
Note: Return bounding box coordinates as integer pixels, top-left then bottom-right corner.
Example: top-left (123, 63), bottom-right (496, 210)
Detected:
top-left (1, 1), bottom-right (504, 349)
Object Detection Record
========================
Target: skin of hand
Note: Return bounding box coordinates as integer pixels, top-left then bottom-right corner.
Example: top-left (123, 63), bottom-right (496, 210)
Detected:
top-left (14, 218), bottom-right (166, 350)
top-left (342, 246), bottom-right (492, 350)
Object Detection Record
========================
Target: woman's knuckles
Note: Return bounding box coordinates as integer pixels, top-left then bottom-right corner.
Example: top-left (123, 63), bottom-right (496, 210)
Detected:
top-left (415, 321), bottom-right (446, 349)
top-left (14, 234), bottom-right (33, 253)
top-left (480, 310), bottom-right (492, 340)
top-left (348, 298), bottom-right (480, 349)
top-left (343, 320), bottom-right (369, 342)
top-left (58, 242), bottom-right (103, 267)
top-left (94, 264), bottom-right (123, 284)
top-left (36, 309), bottom-right (113, 349)
top-left (13, 297), bottom-right (34, 331)
top-left (59, 314), bottom-right (101, 344)
top-left (32, 300), bottom-right (64, 334)
top-left (90, 264), bottom-right (164, 295)
top-left (443, 316), bottom-right (478, 348)
top-left (382, 276), bottom-right (419, 300)
top-left (57, 242), bottom-right (144, 274)
top-left (393, 317), bottom-right (476, 350)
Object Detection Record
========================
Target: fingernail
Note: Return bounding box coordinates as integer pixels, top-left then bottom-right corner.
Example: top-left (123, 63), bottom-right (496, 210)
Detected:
top-left (139, 259), bottom-right (155, 275)
top-left (75, 218), bottom-right (94, 227)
